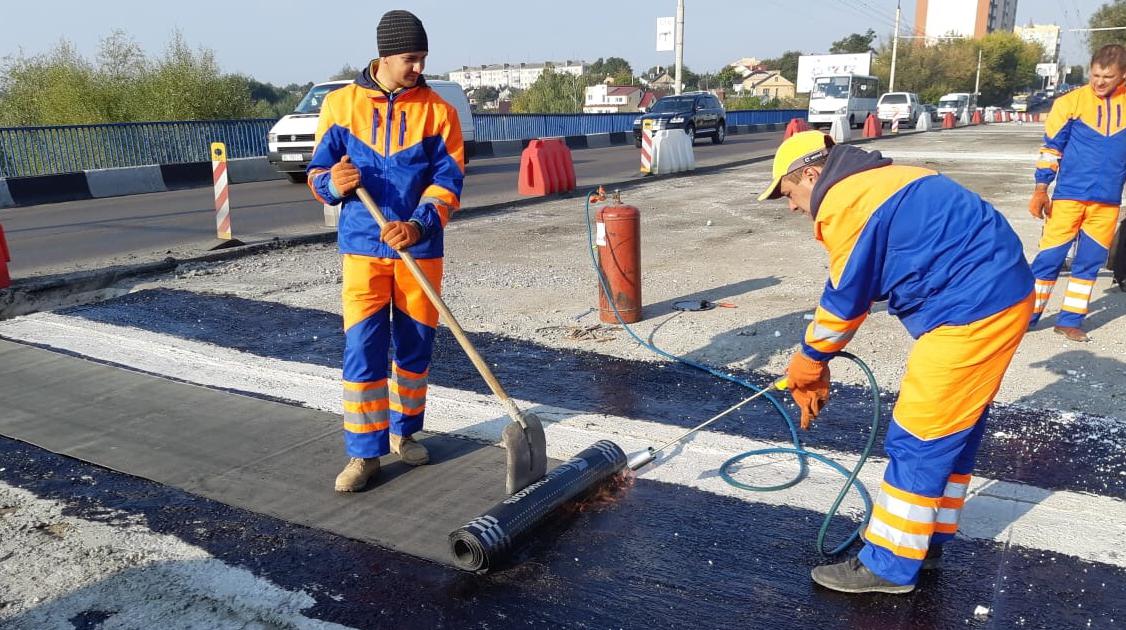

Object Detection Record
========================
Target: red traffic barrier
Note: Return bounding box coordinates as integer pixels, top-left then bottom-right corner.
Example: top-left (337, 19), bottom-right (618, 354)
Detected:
top-left (783, 118), bottom-right (809, 139)
top-left (862, 113), bottom-right (882, 138)
top-left (971, 109), bottom-right (983, 125)
top-left (518, 138), bottom-right (576, 196)
top-left (994, 110), bottom-right (1003, 123)
top-left (942, 112), bottom-right (956, 129)
top-left (0, 223), bottom-right (10, 290)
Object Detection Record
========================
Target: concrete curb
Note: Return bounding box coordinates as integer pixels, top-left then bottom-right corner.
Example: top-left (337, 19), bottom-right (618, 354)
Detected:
top-left (0, 157), bottom-right (283, 208)
top-left (86, 165), bottom-right (168, 198)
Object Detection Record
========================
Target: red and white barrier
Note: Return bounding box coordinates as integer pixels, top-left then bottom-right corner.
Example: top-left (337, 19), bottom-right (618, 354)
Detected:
top-left (640, 129), bottom-right (654, 174)
top-left (211, 142), bottom-right (233, 241)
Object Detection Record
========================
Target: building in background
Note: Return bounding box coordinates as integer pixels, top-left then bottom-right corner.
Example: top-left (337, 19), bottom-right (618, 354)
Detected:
top-left (734, 71), bottom-right (796, 100)
top-left (448, 61), bottom-right (587, 90)
top-left (583, 82), bottom-right (652, 113)
top-left (1016, 23), bottom-right (1062, 63)
top-left (914, 0), bottom-right (1018, 41)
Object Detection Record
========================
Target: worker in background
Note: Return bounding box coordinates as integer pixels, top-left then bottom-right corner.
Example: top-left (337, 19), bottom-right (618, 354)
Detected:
top-left (306, 9), bottom-right (464, 492)
top-left (1028, 44), bottom-right (1126, 341)
top-left (759, 131), bottom-right (1033, 594)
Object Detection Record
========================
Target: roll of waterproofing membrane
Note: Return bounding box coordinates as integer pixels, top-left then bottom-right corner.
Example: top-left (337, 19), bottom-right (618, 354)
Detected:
top-left (449, 440), bottom-right (627, 573)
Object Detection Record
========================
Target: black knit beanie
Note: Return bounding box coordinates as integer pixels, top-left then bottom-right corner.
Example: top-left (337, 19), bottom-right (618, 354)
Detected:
top-left (377, 10), bottom-right (428, 57)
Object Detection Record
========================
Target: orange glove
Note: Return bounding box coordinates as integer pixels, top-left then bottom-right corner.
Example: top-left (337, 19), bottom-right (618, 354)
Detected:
top-left (330, 155), bottom-right (361, 197)
top-left (786, 352), bottom-right (830, 430)
top-left (1029, 187), bottom-right (1052, 219)
top-left (381, 221), bottom-right (421, 250)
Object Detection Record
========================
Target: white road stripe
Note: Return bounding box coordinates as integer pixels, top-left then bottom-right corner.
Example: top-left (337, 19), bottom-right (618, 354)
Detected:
top-left (2, 312), bottom-right (1125, 568)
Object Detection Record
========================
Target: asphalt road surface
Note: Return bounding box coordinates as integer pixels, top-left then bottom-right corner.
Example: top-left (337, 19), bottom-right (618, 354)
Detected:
top-left (1, 131), bottom-right (784, 278)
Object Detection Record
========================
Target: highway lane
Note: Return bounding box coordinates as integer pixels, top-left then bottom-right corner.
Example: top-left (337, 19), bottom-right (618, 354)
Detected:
top-left (0, 130), bottom-right (784, 278)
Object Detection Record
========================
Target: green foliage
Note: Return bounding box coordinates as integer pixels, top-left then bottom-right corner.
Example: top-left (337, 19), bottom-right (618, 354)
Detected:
top-left (1089, 0), bottom-right (1126, 55)
top-left (870, 32), bottom-right (1040, 106)
top-left (471, 86), bottom-right (499, 103)
top-left (713, 65), bottom-right (743, 91)
top-left (0, 30), bottom-right (267, 126)
top-left (1066, 65), bottom-right (1086, 84)
top-left (585, 57), bottom-right (633, 84)
top-left (830, 30), bottom-right (877, 55)
top-left (761, 51), bottom-right (803, 83)
top-left (331, 64), bottom-right (362, 81)
top-left (511, 67), bottom-right (584, 113)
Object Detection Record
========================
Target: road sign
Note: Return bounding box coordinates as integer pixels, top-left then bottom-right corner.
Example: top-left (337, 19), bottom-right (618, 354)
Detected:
top-left (656, 16), bottom-right (674, 52)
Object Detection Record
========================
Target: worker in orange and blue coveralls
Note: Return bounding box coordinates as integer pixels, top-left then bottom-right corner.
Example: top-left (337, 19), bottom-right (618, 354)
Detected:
top-left (1028, 44), bottom-right (1126, 342)
top-left (758, 131), bottom-right (1033, 594)
top-left (306, 9), bottom-right (464, 492)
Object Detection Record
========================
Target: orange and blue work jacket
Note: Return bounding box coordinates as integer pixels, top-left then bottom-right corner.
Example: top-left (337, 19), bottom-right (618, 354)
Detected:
top-left (308, 62), bottom-right (464, 259)
top-left (801, 146), bottom-right (1033, 362)
top-left (1036, 84), bottom-right (1126, 204)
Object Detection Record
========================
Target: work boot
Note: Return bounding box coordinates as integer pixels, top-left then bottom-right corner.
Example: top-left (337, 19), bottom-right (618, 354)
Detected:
top-left (810, 556), bottom-right (915, 594)
top-left (921, 544), bottom-right (943, 571)
top-left (1053, 325), bottom-right (1090, 342)
top-left (391, 434), bottom-right (430, 466)
top-left (334, 457), bottom-right (380, 492)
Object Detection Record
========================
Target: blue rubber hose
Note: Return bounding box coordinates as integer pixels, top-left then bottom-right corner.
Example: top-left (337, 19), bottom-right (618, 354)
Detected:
top-left (583, 189), bottom-right (883, 556)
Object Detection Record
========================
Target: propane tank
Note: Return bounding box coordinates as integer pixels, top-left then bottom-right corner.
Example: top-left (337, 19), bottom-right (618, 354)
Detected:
top-left (595, 190), bottom-right (642, 324)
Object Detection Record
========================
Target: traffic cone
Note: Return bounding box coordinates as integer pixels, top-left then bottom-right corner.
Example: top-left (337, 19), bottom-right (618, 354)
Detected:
top-left (863, 113), bottom-right (881, 138)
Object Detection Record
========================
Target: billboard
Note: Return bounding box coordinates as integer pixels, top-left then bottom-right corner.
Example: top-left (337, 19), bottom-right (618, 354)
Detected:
top-left (796, 53), bottom-right (873, 93)
top-left (656, 17), bottom-right (675, 52)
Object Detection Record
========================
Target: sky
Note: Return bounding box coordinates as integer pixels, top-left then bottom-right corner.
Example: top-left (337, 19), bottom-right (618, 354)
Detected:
top-left (0, 0), bottom-right (1113, 85)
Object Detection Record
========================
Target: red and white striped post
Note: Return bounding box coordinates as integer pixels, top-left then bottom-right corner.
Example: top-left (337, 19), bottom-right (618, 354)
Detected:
top-left (0, 223), bottom-right (11, 289)
top-left (211, 142), bottom-right (233, 241)
top-left (640, 128), bottom-right (653, 175)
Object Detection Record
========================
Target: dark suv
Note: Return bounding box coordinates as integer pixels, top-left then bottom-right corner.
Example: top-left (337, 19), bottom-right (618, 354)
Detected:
top-left (633, 92), bottom-right (726, 147)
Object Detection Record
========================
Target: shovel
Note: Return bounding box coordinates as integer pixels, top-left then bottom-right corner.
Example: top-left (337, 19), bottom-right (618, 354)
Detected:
top-left (355, 187), bottom-right (548, 494)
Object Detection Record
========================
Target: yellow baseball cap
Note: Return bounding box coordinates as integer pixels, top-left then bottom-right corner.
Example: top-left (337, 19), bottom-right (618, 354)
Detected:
top-left (757, 131), bottom-right (836, 201)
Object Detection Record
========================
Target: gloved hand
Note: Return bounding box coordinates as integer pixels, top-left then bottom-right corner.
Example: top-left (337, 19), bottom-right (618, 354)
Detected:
top-left (381, 221), bottom-right (421, 250)
top-left (1029, 187), bottom-right (1052, 219)
top-left (331, 155), bottom-right (361, 197)
top-left (786, 351), bottom-right (831, 430)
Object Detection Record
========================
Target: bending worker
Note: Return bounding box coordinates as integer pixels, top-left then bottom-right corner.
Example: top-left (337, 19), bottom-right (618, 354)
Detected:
top-left (306, 9), bottom-right (464, 492)
top-left (1028, 44), bottom-right (1126, 342)
top-left (759, 131), bottom-right (1032, 594)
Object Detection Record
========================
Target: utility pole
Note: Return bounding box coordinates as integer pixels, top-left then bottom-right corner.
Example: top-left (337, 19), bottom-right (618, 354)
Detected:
top-left (889, 0), bottom-right (901, 92)
top-left (974, 48), bottom-right (983, 98)
top-left (675, 0), bottom-right (685, 95)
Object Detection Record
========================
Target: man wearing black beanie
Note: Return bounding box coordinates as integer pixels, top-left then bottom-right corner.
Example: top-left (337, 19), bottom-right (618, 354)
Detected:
top-left (306, 9), bottom-right (465, 492)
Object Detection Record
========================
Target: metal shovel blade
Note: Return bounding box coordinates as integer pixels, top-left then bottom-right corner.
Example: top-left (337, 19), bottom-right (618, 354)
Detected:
top-left (502, 411), bottom-right (548, 495)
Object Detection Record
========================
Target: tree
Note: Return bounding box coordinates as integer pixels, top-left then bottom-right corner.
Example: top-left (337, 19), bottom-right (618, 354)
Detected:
top-left (331, 64), bottom-right (362, 80)
top-left (869, 31), bottom-right (1039, 106)
top-left (586, 57), bottom-right (633, 84)
top-left (511, 67), bottom-right (583, 113)
top-left (761, 50), bottom-right (803, 83)
top-left (1066, 65), bottom-right (1086, 85)
top-left (1089, 0), bottom-right (1126, 54)
top-left (830, 29), bottom-right (877, 54)
top-left (471, 85), bottom-right (499, 103)
top-left (713, 65), bottom-right (743, 90)
top-left (0, 29), bottom-right (256, 125)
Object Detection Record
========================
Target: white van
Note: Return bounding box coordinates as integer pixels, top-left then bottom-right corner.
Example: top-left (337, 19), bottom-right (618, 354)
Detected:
top-left (936, 92), bottom-right (976, 120)
top-left (267, 79), bottom-right (475, 182)
top-left (876, 92), bottom-right (925, 128)
top-left (807, 74), bottom-right (879, 129)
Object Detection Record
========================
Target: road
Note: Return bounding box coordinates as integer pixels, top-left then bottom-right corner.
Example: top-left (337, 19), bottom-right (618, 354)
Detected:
top-left (0, 131), bottom-right (784, 278)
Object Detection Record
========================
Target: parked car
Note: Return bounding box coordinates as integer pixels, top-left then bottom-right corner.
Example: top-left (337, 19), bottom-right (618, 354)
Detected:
top-left (633, 91), bottom-right (727, 147)
top-left (267, 79), bottom-right (475, 183)
top-left (922, 103), bottom-right (939, 122)
top-left (876, 92), bottom-right (925, 128)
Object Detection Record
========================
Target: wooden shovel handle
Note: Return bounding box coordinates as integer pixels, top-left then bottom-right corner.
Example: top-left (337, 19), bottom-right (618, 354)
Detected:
top-left (354, 187), bottom-right (527, 428)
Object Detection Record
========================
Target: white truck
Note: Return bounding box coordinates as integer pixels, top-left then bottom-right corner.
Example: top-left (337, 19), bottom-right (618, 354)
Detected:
top-left (807, 74), bottom-right (879, 129)
top-left (936, 92), bottom-right (976, 121)
top-left (267, 79), bottom-right (475, 182)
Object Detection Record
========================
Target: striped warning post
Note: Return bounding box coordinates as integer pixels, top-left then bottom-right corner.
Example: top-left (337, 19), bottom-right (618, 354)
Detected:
top-left (211, 142), bottom-right (232, 241)
top-left (640, 129), bottom-right (653, 175)
top-left (0, 223), bottom-right (10, 289)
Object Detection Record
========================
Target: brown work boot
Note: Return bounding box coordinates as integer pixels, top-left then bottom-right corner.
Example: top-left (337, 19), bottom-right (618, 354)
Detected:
top-left (1053, 325), bottom-right (1090, 342)
top-left (390, 434), bottom-right (430, 466)
top-left (334, 457), bottom-right (380, 492)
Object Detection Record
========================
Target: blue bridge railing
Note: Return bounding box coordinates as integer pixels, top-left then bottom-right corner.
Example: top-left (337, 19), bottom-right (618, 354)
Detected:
top-left (0, 110), bottom-right (808, 178)
top-left (0, 119), bottom-right (275, 178)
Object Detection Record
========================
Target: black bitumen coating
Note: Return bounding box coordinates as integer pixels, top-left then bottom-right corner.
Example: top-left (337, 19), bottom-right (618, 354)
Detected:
top-left (1, 437), bottom-right (1122, 629)
top-left (62, 289), bottom-right (1126, 499)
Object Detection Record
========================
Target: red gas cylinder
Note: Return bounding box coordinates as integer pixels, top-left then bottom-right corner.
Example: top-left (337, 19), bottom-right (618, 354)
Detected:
top-left (596, 193), bottom-right (642, 324)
